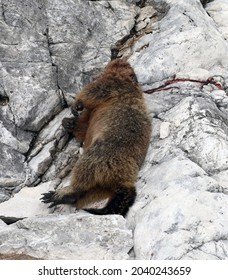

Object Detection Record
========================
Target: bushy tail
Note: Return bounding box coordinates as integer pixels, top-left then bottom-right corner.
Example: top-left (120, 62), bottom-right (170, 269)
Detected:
top-left (84, 186), bottom-right (136, 217)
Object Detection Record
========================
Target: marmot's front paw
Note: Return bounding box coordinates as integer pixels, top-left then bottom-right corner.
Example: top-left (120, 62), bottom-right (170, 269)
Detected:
top-left (71, 100), bottom-right (84, 116)
top-left (62, 117), bottom-right (76, 131)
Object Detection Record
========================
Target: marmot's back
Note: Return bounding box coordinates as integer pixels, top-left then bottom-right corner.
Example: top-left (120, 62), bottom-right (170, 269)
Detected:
top-left (90, 102), bottom-right (151, 167)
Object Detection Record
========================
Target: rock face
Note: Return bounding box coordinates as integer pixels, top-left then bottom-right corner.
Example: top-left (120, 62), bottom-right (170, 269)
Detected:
top-left (0, 0), bottom-right (228, 260)
top-left (0, 214), bottom-right (133, 260)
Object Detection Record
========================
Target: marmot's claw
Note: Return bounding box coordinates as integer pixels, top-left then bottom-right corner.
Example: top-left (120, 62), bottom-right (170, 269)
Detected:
top-left (41, 190), bottom-right (76, 207)
top-left (40, 191), bottom-right (55, 204)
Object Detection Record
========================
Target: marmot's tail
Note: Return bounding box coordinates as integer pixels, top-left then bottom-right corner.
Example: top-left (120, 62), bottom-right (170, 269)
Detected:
top-left (84, 186), bottom-right (136, 217)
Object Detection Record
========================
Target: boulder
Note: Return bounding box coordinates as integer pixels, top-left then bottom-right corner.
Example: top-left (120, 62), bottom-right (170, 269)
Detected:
top-left (0, 181), bottom-right (58, 223)
top-left (0, 214), bottom-right (133, 260)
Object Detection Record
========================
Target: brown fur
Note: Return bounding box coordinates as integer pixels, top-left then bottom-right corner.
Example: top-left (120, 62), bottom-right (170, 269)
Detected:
top-left (41, 59), bottom-right (151, 216)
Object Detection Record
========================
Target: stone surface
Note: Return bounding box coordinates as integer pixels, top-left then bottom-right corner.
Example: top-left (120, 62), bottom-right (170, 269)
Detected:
top-left (45, 0), bottom-right (138, 93)
top-left (129, 156), bottom-right (228, 259)
top-left (0, 144), bottom-right (26, 188)
top-left (0, 0), bottom-right (228, 260)
top-left (0, 181), bottom-right (58, 223)
top-left (0, 214), bottom-right (133, 260)
top-left (206, 0), bottom-right (228, 40)
top-left (129, 0), bottom-right (228, 85)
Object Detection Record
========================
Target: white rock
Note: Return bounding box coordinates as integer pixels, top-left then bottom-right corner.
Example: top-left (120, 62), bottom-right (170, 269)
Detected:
top-left (0, 121), bottom-right (30, 154)
top-left (175, 68), bottom-right (210, 81)
top-left (213, 170), bottom-right (228, 192)
top-left (130, 0), bottom-right (228, 85)
top-left (206, 0), bottom-right (228, 40)
top-left (0, 181), bottom-right (57, 221)
top-left (28, 141), bottom-right (55, 176)
top-left (0, 214), bottom-right (133, 260)
top-left (129, 157), bottom-right (228, 260)
top-left (0, 220), bottom-right (6, 228)
top-left (159, 122), bottom-right (171, 139)
top-left (137, 6), bottom-right (157, 22)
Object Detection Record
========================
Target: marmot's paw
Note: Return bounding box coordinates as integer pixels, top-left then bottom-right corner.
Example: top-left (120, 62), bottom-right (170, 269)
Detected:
top-left (71, 100), bottom-right (84, 116)
top-left (40, 191), bottom-right (58, 208)
top-left (41, 190), bottom-right (76, 208)
top-left (62, 117), bottom-right (76, 131)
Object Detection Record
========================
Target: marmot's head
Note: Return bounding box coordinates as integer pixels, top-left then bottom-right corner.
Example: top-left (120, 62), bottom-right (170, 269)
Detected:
top-left (85, 59), bottom-right (140, 101)
top-left (103, 59), bottom-right (138, 84)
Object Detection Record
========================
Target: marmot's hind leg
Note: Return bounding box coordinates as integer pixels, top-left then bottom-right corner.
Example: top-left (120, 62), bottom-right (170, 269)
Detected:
top-left (84, 185), bottom-right (136, 217)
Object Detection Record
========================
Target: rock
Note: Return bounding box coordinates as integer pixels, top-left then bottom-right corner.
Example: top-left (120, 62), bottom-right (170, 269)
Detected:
top-left (0, 0), bottom-right (228, 260)
top-left (129, 0), bottom-right (228, 85)
top-left (27, 108), bottom-right (80, 181)
top-left (135, 6), bottom-right (157, 32)
top-left (0, 144), bottom-right (26, 187)
top-left (0, 181), bottom-right (58, 223)
top-left (206, 0), bottom-right (228, 40)
top-left (45, 0), bottom-right (138, 93)
top-left (0, 0), bottom-right (138, 191)
top-left (0, 214), bottom-right (133, 260)
top-left (0, 219), bottom-right (6, 228)
top-left (42, 139), bottom-right (80, 181)
top-left (160, 96), bottom-right (228, 173)
top-left (1, 63), bottom-right (62, 131)
top-left (159, 121), bottom-right (171, 139)
top-left (213, 170), bottom-right (228, 191)
top-left (128, 156), bottom-right (228, 259)
top-left (127, 90), bottom-right (228, 259)
top-left (0, 0), bottom-right (63, 130)
top-left (29, 141), bottom-right (56, 177)
top-left (0, 253), bottom-right (39, 260)
top-left (127, 71), bottom-right (228, 259)
top-left (0, 121), bottom-right (34, 154)
top-left (0, 188), bottom-right (10, 203)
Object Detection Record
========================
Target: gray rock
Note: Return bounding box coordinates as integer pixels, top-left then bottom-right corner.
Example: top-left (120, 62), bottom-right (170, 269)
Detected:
top-left (27, 108), bottom-right (80, 181)
top-left (0, 144), bottom-right (26, 187)
top-left (0, 181), bottom-right (58, 223)
top-left (129, 0), bottom-right (228, 85)
top-left (128, 156), bottom-right (228, 259)
top-left (46, 0), bottom-right (138, 93)
top-left (0, 189), bottom-right (10, 204)
top-left (1, 0), bottom-right (228, 260)
top-left (206, 0), bottom-right (228, 40)
top-left (0, 214), bottom-right (133, 260)
top-left (127, 80), bottom-right (228, 259)
top-left (0, 0), bottom-right (63, 132)
top-left (0, 0), bottom-right (138, 191)
top-left (0, 219), bottom-right (6, 229)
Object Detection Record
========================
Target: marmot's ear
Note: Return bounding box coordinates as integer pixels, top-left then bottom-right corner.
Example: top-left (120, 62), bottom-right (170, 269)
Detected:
top-left (130, 72), bottom-right (138, 84)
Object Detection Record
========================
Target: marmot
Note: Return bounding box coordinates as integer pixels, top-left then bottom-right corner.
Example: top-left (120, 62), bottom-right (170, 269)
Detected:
top-left (41, 59), bottom-right (151, 216)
